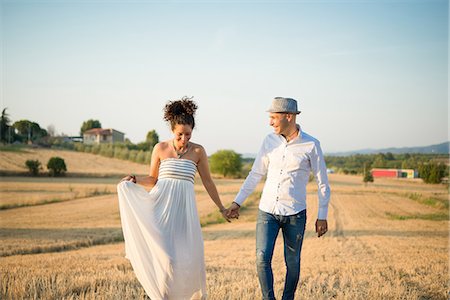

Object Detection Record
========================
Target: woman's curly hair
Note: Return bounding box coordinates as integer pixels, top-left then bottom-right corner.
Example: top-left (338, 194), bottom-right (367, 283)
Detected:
top-left (163, 96), bottom-right (198, 130)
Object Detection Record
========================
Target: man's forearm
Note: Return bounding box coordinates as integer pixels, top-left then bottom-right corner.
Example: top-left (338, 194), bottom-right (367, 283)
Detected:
top-left (234, 170), bottom-right (264, 205)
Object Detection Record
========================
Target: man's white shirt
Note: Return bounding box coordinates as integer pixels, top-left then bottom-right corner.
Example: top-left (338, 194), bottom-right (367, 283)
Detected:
top-left (234, 125), bottom-right (331, 219)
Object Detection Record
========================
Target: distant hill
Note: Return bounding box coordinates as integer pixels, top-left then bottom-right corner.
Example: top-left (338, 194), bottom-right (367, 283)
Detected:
top-left (327, 141), bottom-right (449, 156)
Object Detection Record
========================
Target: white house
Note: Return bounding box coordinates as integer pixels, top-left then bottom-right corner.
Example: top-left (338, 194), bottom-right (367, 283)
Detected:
top-left (83, 128), bottom-right (125, 145)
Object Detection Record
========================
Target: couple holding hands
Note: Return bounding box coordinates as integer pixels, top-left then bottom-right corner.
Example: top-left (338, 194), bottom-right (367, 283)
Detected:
top-left (117, 96), bottom-right (331, 300)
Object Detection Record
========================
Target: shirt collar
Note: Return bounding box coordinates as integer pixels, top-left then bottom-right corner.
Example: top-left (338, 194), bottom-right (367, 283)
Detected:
top-left (293, 124), bottom-right (302, 143)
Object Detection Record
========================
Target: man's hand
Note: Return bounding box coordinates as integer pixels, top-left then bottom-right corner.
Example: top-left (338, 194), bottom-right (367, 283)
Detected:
top-left (227, 202), bottom-right (240, 219)
top-left (315, 219), bottom-right (328, 237)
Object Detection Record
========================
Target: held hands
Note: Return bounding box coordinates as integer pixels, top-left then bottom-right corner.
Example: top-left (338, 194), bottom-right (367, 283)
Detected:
top-left (315, 219), bottom-right (328, 237)
top-left (226, 202), bottom-right (241, 220)
top-left (219, 202), bottom-right (241, 223)
top-left (120, 175), bottom-right (136, 184)
top-left (220, 208), bottom-right (231, 223)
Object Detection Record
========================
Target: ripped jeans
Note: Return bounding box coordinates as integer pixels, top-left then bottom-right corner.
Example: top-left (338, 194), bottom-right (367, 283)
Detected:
top-left (256, 209), bottom-right (307, 300)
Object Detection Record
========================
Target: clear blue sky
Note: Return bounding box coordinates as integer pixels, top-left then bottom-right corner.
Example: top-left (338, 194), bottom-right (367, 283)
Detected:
top-left (1, 0), bottom-right (448, 154)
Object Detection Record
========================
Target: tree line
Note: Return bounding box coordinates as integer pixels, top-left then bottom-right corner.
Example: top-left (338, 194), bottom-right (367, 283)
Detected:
top-left (1, 109), bottom-right (48, 144)
top-left (2, 108), bottom-right (447, 183)
top-left (0, 108), bottom-right (159, 153)
top-left (325, 152), bottom-right (448, 184)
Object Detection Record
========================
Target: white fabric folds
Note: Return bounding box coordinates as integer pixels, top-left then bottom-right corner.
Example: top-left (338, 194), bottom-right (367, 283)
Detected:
top-left (117, 158), bottom-right (207, 300)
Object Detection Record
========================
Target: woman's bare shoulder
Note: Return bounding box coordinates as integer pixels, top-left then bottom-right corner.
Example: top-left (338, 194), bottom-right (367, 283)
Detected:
top-left (156, 140), bottom-right (171, 151)
top-left (189, 142), bottom-right (205, 153)
top-left (151, 141), bottom-right (171, 160)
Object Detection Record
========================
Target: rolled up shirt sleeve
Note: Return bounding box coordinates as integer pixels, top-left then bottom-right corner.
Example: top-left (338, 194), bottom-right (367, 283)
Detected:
top-left (310, 141), bottom-right (331, 220)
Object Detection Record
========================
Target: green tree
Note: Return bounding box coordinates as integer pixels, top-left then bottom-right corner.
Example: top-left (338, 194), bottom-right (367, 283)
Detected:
top-left (136, 141), bottom-right (152, 151)
top-left (136, 130), bottom-right (160, 151)
top-left (0, 108), bottom-right (13, 143)
top-left (385, 152), bottom-right (395, 161)
top-left (25, 159), bottom-right (42, 176)
top-left (372, 153), bottom-right (387, 168)
top-left (13, 120), bottom-right (48, 142)
top-left (363, 170), bottom-right (374, 184)
top-left (401, 157), bottom-right (417, 169)
top-left (146, 130), bottom-right (159, 147)
top-left (418, 162), bottom-right (447, 184)
top-left (362, 163), bottom-right (374, 184)
top-left (240, 162), bottom-right (253, 178)
top-left (210, 150), bottom-right (242, 178)
top-left (80, 119), bottom-right (102, 135)
top-left (47, 157), bottom-right (67, 176)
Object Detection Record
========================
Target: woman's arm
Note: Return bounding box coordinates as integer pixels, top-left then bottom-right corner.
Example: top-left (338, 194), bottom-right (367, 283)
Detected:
top-left (196, 146), bottom-right (231, 222)
top-left (121, 143), bottom-right (161, 189)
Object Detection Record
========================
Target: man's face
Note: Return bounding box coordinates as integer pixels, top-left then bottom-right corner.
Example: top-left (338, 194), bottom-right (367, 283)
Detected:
top-left (269, 113), bottom-right (290, 135)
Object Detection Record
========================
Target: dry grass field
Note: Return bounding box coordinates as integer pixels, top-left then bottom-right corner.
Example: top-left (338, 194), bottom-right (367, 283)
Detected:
top-left (0, 150), bottom-right (449, 299)
top-left (0, 148), bottom-right (149, 176)
top-left (0, 179), bottom-right (116, 209)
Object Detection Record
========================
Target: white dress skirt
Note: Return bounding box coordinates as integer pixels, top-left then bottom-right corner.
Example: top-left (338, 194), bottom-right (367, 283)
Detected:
top-left (117, 158), bottom-right (207, 300)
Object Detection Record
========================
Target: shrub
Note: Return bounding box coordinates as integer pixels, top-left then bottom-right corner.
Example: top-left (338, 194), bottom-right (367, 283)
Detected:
top-left (119, 148), bottom-right (130, 160)
top-left (419, 162), bottom-right (447, 184)
top-left (47, 157), bottom-right (67, 176)
top-left (210, 150), bottom-right (242, 178)
top-left (25, 159), bottom-right (42, 176)
top-left (363, 170), bottom-right (374, 183)
top-left (99, 144), bottom-right (114, 158)
top-left (129, 150), bottom-right (138, 162)
top-left (91, 144), bottom-right (101, 155)
top-left (135, 150), bottom-right (146, 164)
top-left (74, 143), bottom-right (85, 152)
top-left (84, 146), bottom-right (92, 153)
top-left (144, 151), bottom-right (152, 164)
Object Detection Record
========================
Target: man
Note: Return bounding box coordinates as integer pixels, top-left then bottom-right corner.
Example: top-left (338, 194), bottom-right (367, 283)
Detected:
top-left (227, 97), bottom-right (331, 300)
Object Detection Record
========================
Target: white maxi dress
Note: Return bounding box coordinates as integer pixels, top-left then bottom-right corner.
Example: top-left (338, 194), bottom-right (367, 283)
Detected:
top-left (117, 158), bottom-right (207, 300)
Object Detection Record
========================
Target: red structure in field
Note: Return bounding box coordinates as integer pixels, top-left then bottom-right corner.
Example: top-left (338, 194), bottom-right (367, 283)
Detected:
top-left (371, 168), bottom-right (418, 178)
top-left (371, 169), bottom-right (400, 178)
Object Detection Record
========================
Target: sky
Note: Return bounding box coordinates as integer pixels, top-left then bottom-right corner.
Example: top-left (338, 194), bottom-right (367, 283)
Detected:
top-left (1, 0), bottom-right (448, 155)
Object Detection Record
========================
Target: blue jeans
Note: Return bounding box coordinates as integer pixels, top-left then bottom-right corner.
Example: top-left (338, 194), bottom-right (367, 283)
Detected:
top-left (256, 209), bottom-right (307, 300)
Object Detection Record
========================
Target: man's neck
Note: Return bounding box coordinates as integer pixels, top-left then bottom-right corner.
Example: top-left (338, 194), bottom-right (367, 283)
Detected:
top-left (282, 125), bottom-right (299, 142)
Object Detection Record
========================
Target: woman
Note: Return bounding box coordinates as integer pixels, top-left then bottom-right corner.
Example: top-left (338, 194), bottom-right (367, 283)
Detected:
top-left (117, 97), bottom-right (230, 300)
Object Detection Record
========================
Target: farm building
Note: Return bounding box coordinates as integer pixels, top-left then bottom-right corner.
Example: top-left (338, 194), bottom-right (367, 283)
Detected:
top-left (371, 168), bottom-right (418, 179)
top-left (399, 169), bottom-right (418, 179)
top-left (371, 168), bottom-right (400, 178)
top-left (83, 128), bottom-right (125, 145)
